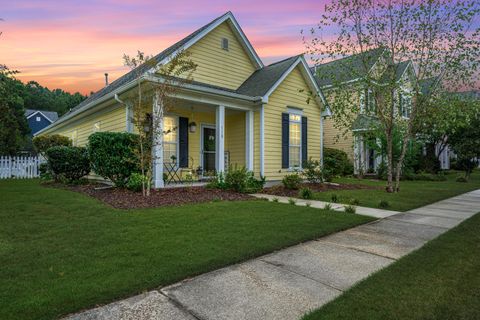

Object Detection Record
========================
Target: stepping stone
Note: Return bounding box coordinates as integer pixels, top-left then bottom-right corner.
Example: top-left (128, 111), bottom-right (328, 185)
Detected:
top-left (162, 260), bottom-right (340, 320)
top-left (261, 240), bottom-right (393, 290)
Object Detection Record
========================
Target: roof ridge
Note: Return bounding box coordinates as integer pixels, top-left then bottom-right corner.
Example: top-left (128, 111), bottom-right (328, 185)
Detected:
top-left (266, 54), bottom-right (301, 67)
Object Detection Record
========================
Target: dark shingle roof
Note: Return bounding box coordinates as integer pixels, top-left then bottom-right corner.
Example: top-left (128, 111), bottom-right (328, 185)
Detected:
top-left (236, 55), bottom-right (300, 96)
top-left (59, 12), bottom-right (232, 122)
top-left (379, 60), bottom-right (412, 84)
top-left (311, 47), bottom-right (386, 87)
top-left (419, 77), bottom-right (440, 95)
top-left (25, 109), bottom-right (59, 122)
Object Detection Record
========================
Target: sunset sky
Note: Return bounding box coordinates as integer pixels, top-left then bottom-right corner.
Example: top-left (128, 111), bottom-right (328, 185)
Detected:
top-left (1, 0), bottom-right (327, 95)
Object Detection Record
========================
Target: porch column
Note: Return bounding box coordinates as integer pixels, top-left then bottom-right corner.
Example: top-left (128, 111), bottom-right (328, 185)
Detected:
top-left (215, 105), bottom-right (225, 173)
top-left (245, 110), bottom-right (254, 171)
top-left (153, 90), bottom-right (164, 188)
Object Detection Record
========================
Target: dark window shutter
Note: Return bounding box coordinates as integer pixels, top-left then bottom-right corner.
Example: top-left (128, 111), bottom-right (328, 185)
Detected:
top-left (302, 116), bottom-right (307, 166)
top-left (179, 117), bottom-right (189, 168)
top-left (281, 113), bottom-right (289, 168)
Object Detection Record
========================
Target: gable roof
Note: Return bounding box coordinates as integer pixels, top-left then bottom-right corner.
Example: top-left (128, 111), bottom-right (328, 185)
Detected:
top-left (379, 60), bottom-right (413, 84)
top-left (419, 77), bottom-right (441, 95)
top-left (311, 47), bottom-right (386, 88)
top-left (58, 11), bottom-right (263, 122)
top-left (237, 56), bottom-right (300, 97)
top-left (25, 109), bottom-right (58, 123)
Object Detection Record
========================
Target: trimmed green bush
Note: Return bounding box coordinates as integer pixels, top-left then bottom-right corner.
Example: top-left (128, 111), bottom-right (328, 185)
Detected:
top-left (302, 158), bottom-right (323, 183)
top-left (46, 146), bottom-right (90, 182)
top-left (344, 205), bottom-right (356, 214)
top-left (88, 132), bottom-right (139, 187)
top-left (209, 167), bottom-right (265, 193)
top-left (323, 148), bottom-right (354, 176)
top-left (282, 173), bottom-right (302, 190)
top-left (33, 134), bottom-right (71, 157)
top-left (126, 173), bottom-right (150, 192)
top-left (299, 187), bottom-right (313, 199)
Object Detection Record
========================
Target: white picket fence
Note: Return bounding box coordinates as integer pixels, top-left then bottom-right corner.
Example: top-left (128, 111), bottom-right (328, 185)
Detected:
top-left (0, 156), bottom-right (45, 179)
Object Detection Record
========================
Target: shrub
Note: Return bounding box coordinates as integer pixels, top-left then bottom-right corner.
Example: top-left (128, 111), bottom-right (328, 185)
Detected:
top-left (88, 132), bottom-right (139, 187)
top-left (324, 203), bottom-right (333, 210)
top-left (282, 173), bottom-right (302, 190)
top-left (272, 197), bottom-right (279, 202)
top-left (331, 193), bottom-right (338, 203)
top-left (208, 167), bottom-right (265, 193)
top-left (456, 176), bottom-right (468, 183)
top-left (299, 187), bottom-right (313, 199)
top-left (302, 158), bottom-right (323, 183)
top-left (33, 135), bottom-right (71, 157)
top-left (349, 198), bottom-right (360, 205)
top-left (323, 148), bottom-right (354, 176)
top-left (288, 198), bottom-right (296, 205)
top-left (378, 200), bottom-right (390, 209)
top-left (344, 205), bottom-right (356, 214)
top-left (126, 173), bottom-right (150, 192)
top-left (38, 162), bottom-right (52, 180)
top-left (46, 146), bottom-right (90, 182)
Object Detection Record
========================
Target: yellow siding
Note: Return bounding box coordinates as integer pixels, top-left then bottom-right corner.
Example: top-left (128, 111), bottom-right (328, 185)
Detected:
top-left (323, 118), bottom-right (354, 159)
top-left (46, 105), bottom-right (126, 147)
top-left (184, 22), bottom-right (256, 89)
top-left (263, 66), bottom-right (323, 180)
top-left (225, 113), bottom-right (245, 168)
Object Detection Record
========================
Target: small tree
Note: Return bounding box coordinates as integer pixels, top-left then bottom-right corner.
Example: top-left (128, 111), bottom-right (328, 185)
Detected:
top-left (120, 50), bottom-right (196, 196)
top-left (449, 111), bottom-right (480, 180)
top-left (305, 0), bottom-right (480, 192)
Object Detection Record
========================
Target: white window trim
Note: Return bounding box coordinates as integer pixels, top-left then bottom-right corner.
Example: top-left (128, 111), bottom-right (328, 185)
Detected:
top-left (36, 116), bottom-right (41, 122)
top-left (288, 113), bottom-right (302, 170)
top-left (163, 115), bottom-right (180, 168)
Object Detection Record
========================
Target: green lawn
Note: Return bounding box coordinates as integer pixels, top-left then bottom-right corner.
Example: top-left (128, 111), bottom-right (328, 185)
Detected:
top-left (303, 212), bottom-right (480, 320)
top-left (313, 171), bottom-right (480, 211)
top-left (0, 180), bottom-right (373, 320)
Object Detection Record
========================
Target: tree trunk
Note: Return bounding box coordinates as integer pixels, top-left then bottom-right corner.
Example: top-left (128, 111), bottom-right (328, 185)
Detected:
top-left (385, 128), bottom-right (394, 193)
top-left (394, 133), bottom-right (410, 192)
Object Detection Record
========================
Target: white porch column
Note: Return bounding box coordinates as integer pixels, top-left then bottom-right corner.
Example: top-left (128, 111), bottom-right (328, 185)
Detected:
top-left (245, 110), bottom-right (254, 171)
top-left (215, 105), bottom-right (225, 173)
top-left (260, 105), bottom-right (265, 177)
top-left (153, 90), bottom-right (164, 188)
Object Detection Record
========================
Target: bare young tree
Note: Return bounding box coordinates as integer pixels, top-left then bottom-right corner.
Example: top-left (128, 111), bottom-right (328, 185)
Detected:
top-left (305, 0), bottom-right (480, 192)
top-left (121, 50), bottom-right (196, 196)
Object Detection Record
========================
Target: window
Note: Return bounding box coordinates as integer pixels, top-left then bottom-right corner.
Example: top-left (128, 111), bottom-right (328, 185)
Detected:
top-left (360, 89), bottom-right (376, 113)
top-left (36, 116), bottom-right (41, 122)
top-left (289, 114), bottom-right (302, 168)
top-left (221, 38), bottom-right (229, 51)
top-left (399, 93), bottom-right (411, 118)
top-left (163, 116), bottom-right (178, 164)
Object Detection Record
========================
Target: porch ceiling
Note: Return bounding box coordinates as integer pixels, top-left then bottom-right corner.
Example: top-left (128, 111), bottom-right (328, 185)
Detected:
top-left (172, 97), bottom-right (246, 115)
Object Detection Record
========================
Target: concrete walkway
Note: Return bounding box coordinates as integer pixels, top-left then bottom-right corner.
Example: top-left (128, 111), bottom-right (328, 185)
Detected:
top-left (65, 190), bottom-right (480, 320)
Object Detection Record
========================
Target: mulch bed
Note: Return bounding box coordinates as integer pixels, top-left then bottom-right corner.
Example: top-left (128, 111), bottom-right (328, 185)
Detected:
top-left (262, 182), bottom-right (379, 198)
top-left (53, 183), bottom-right (255, 209)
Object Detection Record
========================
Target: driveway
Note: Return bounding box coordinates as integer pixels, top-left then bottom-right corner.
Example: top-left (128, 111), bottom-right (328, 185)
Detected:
top-left (66, 190), bottom-right (480, 320)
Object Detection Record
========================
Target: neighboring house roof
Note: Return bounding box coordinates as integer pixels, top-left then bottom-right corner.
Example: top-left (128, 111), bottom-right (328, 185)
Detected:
top-left (352, 114), bottom-right (379, 131)
top-left (379, 60), bottom-right (412, 84)
top-left (311, 47), bottom-right (386, 88)
top-left (419, 77), bottom-right (441, 95)
top-left (25, 109), bottom-right (59, 123)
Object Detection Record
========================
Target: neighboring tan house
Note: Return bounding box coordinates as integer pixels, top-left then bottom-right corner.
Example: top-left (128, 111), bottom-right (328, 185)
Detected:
top-left (311, 48), bottom-right (416, 175)
top-left (25, 109), bottom-right (59, 136)
top-left (37, 12), bottom-right (330, 188)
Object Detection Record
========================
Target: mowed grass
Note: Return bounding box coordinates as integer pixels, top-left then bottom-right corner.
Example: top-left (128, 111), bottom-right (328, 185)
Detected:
top-left (313, 170), bottom-right (480, 211)
top-left (304, 212), bottom-right (480, 320)
top-left (0, 180), bottom-right (373, 320)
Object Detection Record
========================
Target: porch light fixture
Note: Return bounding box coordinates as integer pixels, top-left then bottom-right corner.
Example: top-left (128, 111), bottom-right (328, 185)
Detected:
top-left (189, 121), bottom-right (197, 133)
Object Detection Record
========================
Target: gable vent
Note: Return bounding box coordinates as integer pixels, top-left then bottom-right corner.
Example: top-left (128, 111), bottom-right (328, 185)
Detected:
top-left (221, 38), bottom-right (229, 51)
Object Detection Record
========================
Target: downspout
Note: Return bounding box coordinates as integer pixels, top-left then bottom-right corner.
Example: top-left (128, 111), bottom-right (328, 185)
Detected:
top-left (320, 116), bottom-right (324, 168)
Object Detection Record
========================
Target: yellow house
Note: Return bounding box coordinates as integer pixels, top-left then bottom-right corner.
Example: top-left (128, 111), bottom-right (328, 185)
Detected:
top-left (37, 12), bottom-right (330, 188)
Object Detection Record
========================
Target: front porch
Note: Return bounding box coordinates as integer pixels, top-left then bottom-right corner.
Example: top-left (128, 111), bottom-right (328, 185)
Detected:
top-left (150, 97), bottom-right (257, 188)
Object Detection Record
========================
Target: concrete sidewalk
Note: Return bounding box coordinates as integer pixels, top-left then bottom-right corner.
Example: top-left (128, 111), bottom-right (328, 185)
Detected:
top-left (65, 190), bottom-right (480, 320)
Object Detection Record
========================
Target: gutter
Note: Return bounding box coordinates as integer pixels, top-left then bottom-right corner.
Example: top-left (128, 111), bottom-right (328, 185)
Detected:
top-left (35, 76), bottom-right (146, 136)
